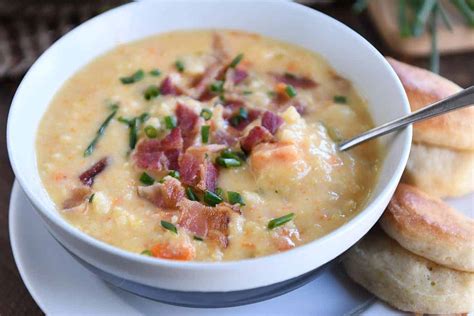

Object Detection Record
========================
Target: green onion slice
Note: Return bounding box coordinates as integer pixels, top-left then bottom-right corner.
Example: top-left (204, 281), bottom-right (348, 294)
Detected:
top-left (84, 105), bottom-right (118, 157)
top-left (229, 53), bottom-right (244, 68)
top-left (144, 85), bottom-right (160, 100)
top-left (204, 190), bottom-right (223, 206)
top-left (210, 80), bottom-right (224, 93)
top-left (186, 187), bottom-right (199, 201)
top-left (267, 213), bottom-right (295, 230)
top-left (144, 125), bottom-right (158, 138)
top-left (164, 116), bottom-right (177, 129)
top-left (227, 191), bottom-right (245, 205)
top-left (168, 170), bottom-right (180, 179)
top-left (193, 236), bottom-right (204, 241)
top-left (216, 157), bottom-right (242, 168)
top-left (285, 84), bottom-right (297, 98)
top-left (149, 69), bottom-right (161, 77)
top-left (141, 250), bottom-right (153, 256)
top-left (201, 125), bottom-right (210, 144)
top-left (161, 220), bottom-right (178, 234)
top-left (333, 95), bottom-right (347, 104)
top-left (120, 69), bottom-right (144, 84)
top-left (139, 172), bottom-right (155, 186)
top-left (175, 60), bottom-right (185, 72)
top-left (200, 108), bottom-right (213, 120)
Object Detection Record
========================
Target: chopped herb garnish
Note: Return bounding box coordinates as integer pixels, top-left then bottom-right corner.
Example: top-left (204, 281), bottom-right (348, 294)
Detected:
top-left (216, 157), bottom-right (242, 168)
top-left (161, 220), bottom-right (178, 234)
top-left (120, 69), bottom-right (144, 84)
top-left (149, 69), bottom-right (161, 77)
top-left (215, 187), bottom-right (224, 199)
top-left (201, 125), bottom-right (210, 144)
top-left (285, 84), bottom-right (297, 98)
top-left (141, 250), bottom-right (153, 256)
top-left (193, 236), bottom-right (204, 241)
top-left (186, 187), bottom-right (198, 201)
top-left (144, 85), bottom-right (160, 100)
top-left (175, 60), bottom-right (185, 72)
top-left (88, 193), bottom-right (95, 203)
top-left (333, 95), bottom-right (347, 104)
top-left (242, 90), bottom-right (253, 95)
top-left (229, 107), bottom-right (248, 127)
top-left (118, 116), bottom-right (132, 125)
top-left (268, 213), bottom-right (295, 230)
top-left (221, 149), bottom-right (246, 161)
top-left (228, 191), bottom-right (245, 205)
top-left (204, 190), bottom-right (223, 206)
top-left (118, 112), bottom-right (149, 150)
top-left (139, 172), bottom-right (155, 186)
top-left (144, 125), bottom-right (158, 138)
top-left (200, 108), bottom-right (213, 121)
top-left (164, 116), bottom-right (177, 129)
top-left (168, 170), bottom-right (180, 179)
top-left (84, 105), bottom-right (118, 157)
top-left (210, 80), bottom-right (224, 93)
top-left (138, 112), bottom-right (150, 123)
top-left (229, 53), bottom-right (244, 68)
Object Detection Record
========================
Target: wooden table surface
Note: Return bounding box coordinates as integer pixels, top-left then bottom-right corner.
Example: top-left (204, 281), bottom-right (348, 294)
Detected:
top-left (0, 3), bottom-right (473, 315)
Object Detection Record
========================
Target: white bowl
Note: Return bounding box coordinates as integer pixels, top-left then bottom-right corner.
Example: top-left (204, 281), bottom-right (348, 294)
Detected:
top-left (7, 0), bottom-right (411, 307)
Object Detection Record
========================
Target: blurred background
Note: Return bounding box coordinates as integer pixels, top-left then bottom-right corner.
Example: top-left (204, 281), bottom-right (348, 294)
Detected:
top-left (0, 0), bottom-right (472, 314)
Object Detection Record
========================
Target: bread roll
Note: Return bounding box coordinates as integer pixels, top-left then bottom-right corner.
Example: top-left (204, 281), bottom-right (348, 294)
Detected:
top-left (343, 228), bottom-right (474, 314)
top-left (387, 57), bottom-right (474, 151)
top-left (380, 183), bottom-right (474, 272)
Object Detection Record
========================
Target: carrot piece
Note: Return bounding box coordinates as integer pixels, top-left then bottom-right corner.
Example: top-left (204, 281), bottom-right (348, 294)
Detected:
top-left (151, 241), bottom-right (195, 261)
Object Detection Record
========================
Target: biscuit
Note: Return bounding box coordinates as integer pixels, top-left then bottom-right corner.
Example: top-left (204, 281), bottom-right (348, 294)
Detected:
top-left (343, 228), bottom-right (474, 314)
top-left (403, 143), bottom-right (474, 198)
top-left (387, 57), bottom-right (474, 151)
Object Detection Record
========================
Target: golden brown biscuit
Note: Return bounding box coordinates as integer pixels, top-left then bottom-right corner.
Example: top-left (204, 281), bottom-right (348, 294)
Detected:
top-left (403, 143), bottom-right (474, 198)
top-left (387, 57), bottom-right (474, 151)
top-left (380, 183), bottom-right (474, 272)
top-left (343, 228), bottom-right (474, 314)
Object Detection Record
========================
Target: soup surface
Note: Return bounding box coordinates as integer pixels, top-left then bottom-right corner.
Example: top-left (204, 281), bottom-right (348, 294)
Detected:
top-left (37, 30), bottom-right (380, 261)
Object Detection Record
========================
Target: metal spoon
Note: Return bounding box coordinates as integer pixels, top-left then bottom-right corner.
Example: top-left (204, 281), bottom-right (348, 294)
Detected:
top-left (338, 86), bottom-right (474, 151)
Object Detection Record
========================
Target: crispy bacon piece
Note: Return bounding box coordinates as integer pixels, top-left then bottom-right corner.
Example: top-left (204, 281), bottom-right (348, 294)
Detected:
top-left (192, 63), bottom-right (226, 100)
top-left (62, 186), bottom-right (92, 211)
top-left (261, 111), bottom-right (284, 135)
top-left (240, 126), bottom-right (273, 153)
top-left (176, 103), bottom-right (201, 149)
top-left (79, 157), bottom-right (108, 186)
top-left (271, 72), bottom-right (317, 89)
top-left (160, 76), bottom-right (182, 96)
top-left (134, 128), bottom-right (183, 170)
top-left (179, 145), bottom-right (221, 192)
top-left (137, 177), bottom-right (185, 210)
top-left (177, 199), bottom-right (231, 247)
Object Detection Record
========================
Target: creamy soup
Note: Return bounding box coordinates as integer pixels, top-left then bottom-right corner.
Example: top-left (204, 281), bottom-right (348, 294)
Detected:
top-left (37, 30), bottom-right (380, 261)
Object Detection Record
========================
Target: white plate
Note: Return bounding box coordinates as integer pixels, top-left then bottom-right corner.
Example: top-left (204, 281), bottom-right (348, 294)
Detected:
top-left (9, 180), bottom-right (473, 315)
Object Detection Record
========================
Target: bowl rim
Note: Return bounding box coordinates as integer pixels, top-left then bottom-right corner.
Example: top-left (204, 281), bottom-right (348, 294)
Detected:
top-left (7, 0), bottom-right (412, 271)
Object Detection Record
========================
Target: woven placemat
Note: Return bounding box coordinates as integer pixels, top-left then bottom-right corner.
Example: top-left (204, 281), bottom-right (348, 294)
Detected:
top-left (0, 0), bottom-right (128, 79)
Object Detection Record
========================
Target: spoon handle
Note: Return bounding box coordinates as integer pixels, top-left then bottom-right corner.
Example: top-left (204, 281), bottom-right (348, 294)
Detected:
top-left (338, 86), bottom-right (474, 151)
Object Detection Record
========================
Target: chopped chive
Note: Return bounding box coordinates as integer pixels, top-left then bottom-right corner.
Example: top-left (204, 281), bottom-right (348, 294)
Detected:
top-left (139, 172), bottom-right (155, 186)
top-left (168, 170), bottom-right (180, 179)
top-left (88, 193), bottom-right (95, 203)
top-left (204, 190), bottom-right (223, 206)
top-left (215, 187), bottom-right (224, 198)
top-left (221, 149), bottom-right (246, 161)
top-left (144, 125), bottom-right (158, 138)
top-left (210, 80), bottom-right (224, 93)
top-left (285, 84), bottom-right (297, 98)
top-left (149, 69), bottom-right (161, 77)
top-left (108, 103), bottom-right (119, 111)
top-left (216, 157), bottom-right (242, 168)
top-left (186, 187), bottom-right (198, 201)
top-left (129, 118), bottom-right (139, 150)
top-left (200, 108), bottom-right (213, 120)
top-left (164, 116), bottom-right (177, 129)
top-left (175, 60), bottom-right (185, 72)
top-left (201, 125), bottom-right (210, 143)
top-left (229, 107), bottom-right (248, 127)
top-left (120, 69), bottom-right (144, 84)
top-left (141, 250), bottom-right (153, 256)
top-left (238, 107), bottom-right (248, 120)
top-left (84, 105), bottom-right (118, 157)
top-left (144, 85), bottom-right (160, 100)
top-left (229, 53), bottom-right (244, 68)
top-left (333, 95), bottom-right (347, 104)
top-left (161, 220), bottom-right (178, 234)
top-left (118, 116), bottom-right (132, 125)
top-left (193, 236), bottom-right (204, 241)
top-left (242, 90), bottom-right (253, 95)
top-left (228, 191), bottom-right (245, 205)
top-left (268, 213), bottom-right (295, 230)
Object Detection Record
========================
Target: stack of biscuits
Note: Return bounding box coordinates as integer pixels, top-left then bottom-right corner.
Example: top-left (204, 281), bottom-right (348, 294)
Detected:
top-left (343, 59), bottom-right (474, 314)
